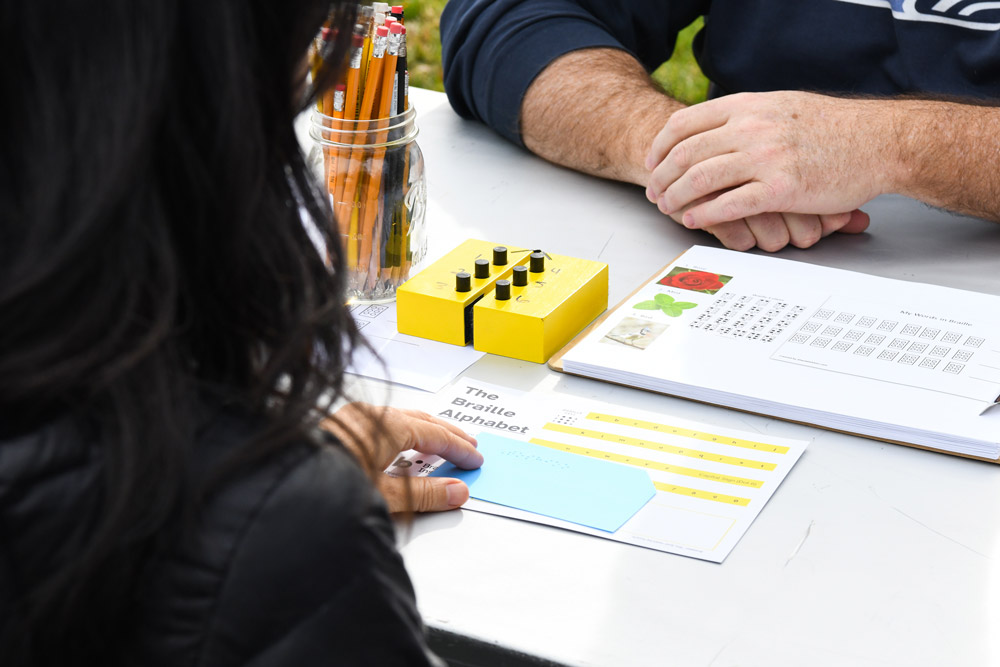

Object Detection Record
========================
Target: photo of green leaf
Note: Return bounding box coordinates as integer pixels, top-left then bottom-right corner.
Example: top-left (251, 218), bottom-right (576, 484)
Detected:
top-left (632, 293), bottom-right (698, 318)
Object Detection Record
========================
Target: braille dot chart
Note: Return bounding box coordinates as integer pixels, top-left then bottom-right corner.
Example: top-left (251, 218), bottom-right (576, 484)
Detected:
top-left (688, 292), bottom-right (808, 343)
top-left (769, 298), bottom-right (997, 400)
top-left (419, 379), bottom-right (809, 562)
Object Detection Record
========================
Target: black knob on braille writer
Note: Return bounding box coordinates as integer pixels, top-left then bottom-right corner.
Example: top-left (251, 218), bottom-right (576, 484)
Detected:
top-left (495, 279), bottom-right (511, 301)
top-left (455, 272), bottom-right (471, 292)
top-left (474, 258), bottom-right (490, 279)
top-left (493, 246), bottom-right (508, 266)
top-left (512, 265), bottom-right (528, 286)
top-left (529, 251), bottom-right (545, 273)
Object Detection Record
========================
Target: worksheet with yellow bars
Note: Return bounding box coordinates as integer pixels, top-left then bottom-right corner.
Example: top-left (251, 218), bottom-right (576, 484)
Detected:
top-left (393, 378), bottom-right (809, 562)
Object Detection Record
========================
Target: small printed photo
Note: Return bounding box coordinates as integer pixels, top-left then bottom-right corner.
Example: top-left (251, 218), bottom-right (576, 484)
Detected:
top-left (632, 293), bottom-right (698, 317)
top-left (601, 317), bottom-right (668, 350)
top-left (658, 266), bottom-right (731, 295)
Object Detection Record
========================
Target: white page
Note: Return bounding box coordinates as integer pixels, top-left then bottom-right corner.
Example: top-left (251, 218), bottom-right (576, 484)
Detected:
top-left (562, 246), bottom-right (1000, 457)
top-left (347, 301), bottom-right (485, 392)
top-left (388, 378), bottom-right (808, 563)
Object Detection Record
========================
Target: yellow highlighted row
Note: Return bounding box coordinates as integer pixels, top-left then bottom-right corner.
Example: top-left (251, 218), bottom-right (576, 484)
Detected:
top-left (529, 438), bottom-right (764, 489)
top-left (544, 422), bottom-right (776, 471)
top-left (653, 482), bottom-right (751, 506)
top-left (586, 412), bottom-right (790, 454)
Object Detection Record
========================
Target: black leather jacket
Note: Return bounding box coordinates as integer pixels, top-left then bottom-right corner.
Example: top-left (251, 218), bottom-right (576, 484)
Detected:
top-left (0, 409), bottom-right (442, 665)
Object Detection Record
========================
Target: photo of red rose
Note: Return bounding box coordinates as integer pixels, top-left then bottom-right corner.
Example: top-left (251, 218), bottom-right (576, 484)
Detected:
top-left (657, 267), bottom-right (731, 294)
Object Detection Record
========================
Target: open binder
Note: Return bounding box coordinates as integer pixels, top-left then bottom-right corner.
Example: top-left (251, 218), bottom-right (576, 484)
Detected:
top-left (550, 246), bottom-right (1000, 463)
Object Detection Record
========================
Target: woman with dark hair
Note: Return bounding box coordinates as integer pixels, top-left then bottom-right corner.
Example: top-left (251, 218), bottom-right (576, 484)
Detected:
top-left (0, 1), bottom-right (481, 665)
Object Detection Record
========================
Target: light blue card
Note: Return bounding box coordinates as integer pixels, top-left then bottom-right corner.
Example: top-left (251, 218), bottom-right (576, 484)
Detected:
top-left (431, 433), bottom-right (655, 533)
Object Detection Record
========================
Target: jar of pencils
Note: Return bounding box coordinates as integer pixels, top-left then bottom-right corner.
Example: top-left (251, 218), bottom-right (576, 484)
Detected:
top-left (308, 103), bottom-right (426, 303)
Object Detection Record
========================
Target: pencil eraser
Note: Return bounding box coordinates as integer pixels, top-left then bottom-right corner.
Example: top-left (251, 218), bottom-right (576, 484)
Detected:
top-left (392, 5), bottom-right (404, 14)
top-left (389, 21), bottom-right (405, 34)
top-left (335, 83), bottom-right (346, 91)
top-left (385, 16), bottom-right (397, 27)
top-left (376, 25), bottom-right (389, 37)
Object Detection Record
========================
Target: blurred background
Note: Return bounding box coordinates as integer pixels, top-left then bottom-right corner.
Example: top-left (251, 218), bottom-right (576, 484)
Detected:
top-left (406, 3), bottom-right (709, 106)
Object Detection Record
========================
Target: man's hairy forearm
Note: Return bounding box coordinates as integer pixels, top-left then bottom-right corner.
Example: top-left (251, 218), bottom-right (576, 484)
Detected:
top-left (521, 48), bottom-right (682, 187)
top-left (522, 50), bottom-right (1000, 224)
top-left (890, 99), bottom-right (1000, 222)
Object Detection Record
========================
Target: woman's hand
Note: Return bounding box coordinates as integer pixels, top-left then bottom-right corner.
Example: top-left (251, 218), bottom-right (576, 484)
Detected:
top-left (323, 403), bottom-right (483, 513)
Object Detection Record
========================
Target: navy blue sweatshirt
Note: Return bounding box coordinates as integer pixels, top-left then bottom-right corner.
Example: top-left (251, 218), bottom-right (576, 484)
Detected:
top-left (441, 0), bottom-right (1000, 147)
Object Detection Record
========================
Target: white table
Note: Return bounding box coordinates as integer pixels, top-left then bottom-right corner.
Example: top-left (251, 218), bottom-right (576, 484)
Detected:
top-left (380, 89), bottom-right (1000, 667)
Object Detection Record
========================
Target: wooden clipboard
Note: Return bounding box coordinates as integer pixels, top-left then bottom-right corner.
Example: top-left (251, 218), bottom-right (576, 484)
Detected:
top-left (549, 257), bottom-right (1000, 465)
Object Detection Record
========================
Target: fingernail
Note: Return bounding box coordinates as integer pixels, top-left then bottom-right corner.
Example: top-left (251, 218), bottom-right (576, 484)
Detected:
top-left (444, 480), bottom-right (469, 507)
top-left (682, 212), bottom-right (697, 228)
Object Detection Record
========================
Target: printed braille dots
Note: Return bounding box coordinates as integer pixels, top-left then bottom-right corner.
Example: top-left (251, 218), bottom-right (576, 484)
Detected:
top-left (919, 327), bottom-right (941, 340)
top-left (877, 320), bottom-right (898, 332)
top-left (877, 350), bottom-right (898, 361)
top-left (831, 341), bottom-right (852, 352)
top-left (857, 316), bottom-right (877, 328)
top-left (888, 338), bottom-right (908, 350)
top-left (789, 333), bottom-right (809, 344)
top-left (551, 414), bottom-right (577, 426)
top-left (810, 337), bottom-right (832, 348)
top-left (908, 342), bottom-right (928, 354)
top-left (801, 322), bottom-right (821, 334)
top-left (844, 330), bottom-right (865, 342)
top-left (964, 336), bottom-right (984, 348)
top-left (898, 354), bottom-right (919, 365)
top-left (814, 308), bottom-right (834, 320)
top-left (864, 334), bottom-right (885, 345)
top-left (953, 350), bottom-right (974, 362)
top-left (900, 324), bottom-right (921, 336)
top-left (821, 325), bottom-right (843, 337)
top-left (930, 346), bottom-right (950, 357)
top-left (943, 362), bottom-right (964, 374)
top-left (834, 312), bottom-right (855, 324)
top-left (919, 358), bottom-right (940, 369)
top-left (854, 345), bottom-right (875, 356)
top-left (941, 331), bottom-right (962, 344)
top-left (360, 304), bottom-right (389, 318)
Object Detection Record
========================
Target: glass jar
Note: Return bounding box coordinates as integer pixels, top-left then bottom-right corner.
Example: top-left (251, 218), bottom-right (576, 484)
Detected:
top-left (308, 105), bottom-right (427, 302)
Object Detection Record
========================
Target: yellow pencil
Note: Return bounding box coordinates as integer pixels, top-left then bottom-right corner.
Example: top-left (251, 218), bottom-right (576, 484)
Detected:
top-left (359, 22), bottom-right (400, 289)
top-left (340, 25), bottom-right (388, 277)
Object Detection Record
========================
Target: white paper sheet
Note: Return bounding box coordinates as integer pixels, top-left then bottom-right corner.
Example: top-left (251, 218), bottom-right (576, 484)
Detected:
top-left (389, 378), bottom-right (808, 563)
top-left (347, 301), bottom-right (485, 392)
top-left (562, 246), bottom-right (1000, 459)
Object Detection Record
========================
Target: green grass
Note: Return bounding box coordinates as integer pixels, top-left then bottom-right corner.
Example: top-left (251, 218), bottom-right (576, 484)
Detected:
top-left (404, 0), bottom-right (445, 91)
top-left (407, 1), bottom-right (709, 105)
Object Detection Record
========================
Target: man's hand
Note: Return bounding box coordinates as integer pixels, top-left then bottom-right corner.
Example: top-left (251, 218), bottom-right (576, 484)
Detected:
top-left (323, 404), bottom-right (483, 514)
top-left (666, 204), bottom-right (870, 251)
top-left (645, 91), bottom-right (891, 235)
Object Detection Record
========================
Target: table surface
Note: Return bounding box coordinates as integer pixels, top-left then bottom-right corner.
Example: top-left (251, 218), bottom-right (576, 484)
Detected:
top-left (367, 88), bottom-right (1000, 667)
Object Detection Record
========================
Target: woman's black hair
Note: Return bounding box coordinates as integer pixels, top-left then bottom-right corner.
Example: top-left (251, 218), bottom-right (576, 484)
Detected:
top-left (0, 1), bottom-right (361, 663)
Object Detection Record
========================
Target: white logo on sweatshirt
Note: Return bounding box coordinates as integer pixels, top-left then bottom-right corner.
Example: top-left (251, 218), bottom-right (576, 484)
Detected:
top-left (835, 0), bottom-right (1000, 30)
